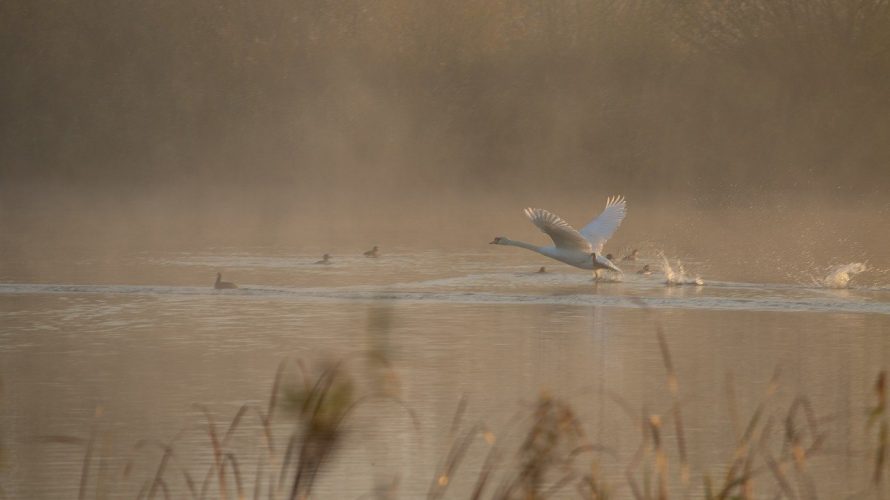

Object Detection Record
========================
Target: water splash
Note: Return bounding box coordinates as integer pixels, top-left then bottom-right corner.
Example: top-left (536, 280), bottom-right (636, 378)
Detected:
top-left (661, 255), bottom-right (704, 286)
top-left (817, 263), bottom-right (867, 289)
top-left (597, 270), bottom-right (624, 283)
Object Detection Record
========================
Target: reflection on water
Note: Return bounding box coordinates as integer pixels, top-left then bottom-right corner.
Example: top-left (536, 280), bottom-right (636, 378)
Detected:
top-left (1, 250), bottom-right (890, 498)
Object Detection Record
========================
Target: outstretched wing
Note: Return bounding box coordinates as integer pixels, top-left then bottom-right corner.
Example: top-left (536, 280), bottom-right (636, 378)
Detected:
top-left (579, 195), bottom-right (627, 253)
top-left (524, 208), bottom-right (592, 251)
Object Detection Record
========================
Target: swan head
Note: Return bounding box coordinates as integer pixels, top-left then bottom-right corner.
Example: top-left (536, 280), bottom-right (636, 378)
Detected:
top-left (489, 236), bottom-right (507, 245)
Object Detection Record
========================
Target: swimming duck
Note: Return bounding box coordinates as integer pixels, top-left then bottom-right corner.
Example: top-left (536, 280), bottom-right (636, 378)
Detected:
top-left (214, 273), bottom-right (237, 289)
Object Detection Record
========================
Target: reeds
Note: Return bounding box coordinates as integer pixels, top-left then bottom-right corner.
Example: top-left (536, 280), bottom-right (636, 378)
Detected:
top-left (869, 371), bottom-right (888, 491)
top-left (29, 321), bottom-right (888, 499)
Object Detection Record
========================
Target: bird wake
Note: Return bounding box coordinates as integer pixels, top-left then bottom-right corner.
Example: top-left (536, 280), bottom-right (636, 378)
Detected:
top-left (661, 255), bottom-right (704, 286)
top-left (817, 263), bottom-right (867, 289)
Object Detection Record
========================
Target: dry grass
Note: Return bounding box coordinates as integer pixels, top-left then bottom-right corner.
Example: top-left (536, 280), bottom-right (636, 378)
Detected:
top-left (24, 316), bottom-right (890, 499)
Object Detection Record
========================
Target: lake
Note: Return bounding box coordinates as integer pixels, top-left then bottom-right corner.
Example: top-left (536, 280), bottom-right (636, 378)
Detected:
top-left (2, 247), bottom-right (889, 498)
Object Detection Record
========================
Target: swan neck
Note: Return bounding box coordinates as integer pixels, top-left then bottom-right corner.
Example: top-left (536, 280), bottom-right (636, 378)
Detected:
top-left (504, 239), bottom-right (541, 252)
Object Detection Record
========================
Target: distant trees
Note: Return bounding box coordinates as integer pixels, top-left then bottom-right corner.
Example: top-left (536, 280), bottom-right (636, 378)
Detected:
top-left (2, 0), bottom-right (889, 194)
top-left (671, 0), bottom-right (890, 187)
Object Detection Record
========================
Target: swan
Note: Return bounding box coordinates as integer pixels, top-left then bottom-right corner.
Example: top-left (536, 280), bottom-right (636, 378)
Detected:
top-left (490, 195), bottom-right (627, 279)
top-left (214, 273), bottom-right (237, 289)
top-left (364, 246), bottom-right (379, 258)
top-left (315, 253), bottom-right (331, 264)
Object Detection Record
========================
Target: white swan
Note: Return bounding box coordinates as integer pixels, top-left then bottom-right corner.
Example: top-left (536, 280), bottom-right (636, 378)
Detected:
top-left (490, 195), bottom-right (627, 278)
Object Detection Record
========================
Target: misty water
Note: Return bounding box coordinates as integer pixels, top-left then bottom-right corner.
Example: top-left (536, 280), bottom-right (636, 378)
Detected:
top-left (2, 245), bottom-right (890, 499)
top-left (6, 0), bottom-right (890, 497)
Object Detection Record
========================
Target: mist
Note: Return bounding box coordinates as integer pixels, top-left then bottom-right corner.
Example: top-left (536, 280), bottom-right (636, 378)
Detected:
top-left (6, 3), bottom-right (890, 498)
top-left (3, 0), bottom-right (890, 263)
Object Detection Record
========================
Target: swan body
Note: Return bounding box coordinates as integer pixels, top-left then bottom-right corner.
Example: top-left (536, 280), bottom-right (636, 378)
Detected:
top-left (214, 273), bottom-right (237, 289)
top-left (490, 196), bottom-right (627, 275)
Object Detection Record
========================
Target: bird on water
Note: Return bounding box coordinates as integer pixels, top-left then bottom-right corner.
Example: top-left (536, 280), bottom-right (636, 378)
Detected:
top-left (214, 273), bottom-right (237, 289)
top-left (490, 195), bottom-right (627, 280)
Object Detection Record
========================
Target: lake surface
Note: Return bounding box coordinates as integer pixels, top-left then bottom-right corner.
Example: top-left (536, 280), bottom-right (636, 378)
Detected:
top-left (2, 248), bottom-right (890, 498)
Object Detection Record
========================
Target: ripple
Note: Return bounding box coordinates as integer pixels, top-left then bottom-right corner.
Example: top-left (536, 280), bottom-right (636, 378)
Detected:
top-left (1, 277), bottom-right (888, 316)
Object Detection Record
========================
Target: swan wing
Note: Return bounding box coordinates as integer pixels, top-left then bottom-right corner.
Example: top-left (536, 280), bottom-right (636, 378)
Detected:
top-left (524, 208), bottom-right (592, 251)
top-left (579, 195), bottom-right (627, 253)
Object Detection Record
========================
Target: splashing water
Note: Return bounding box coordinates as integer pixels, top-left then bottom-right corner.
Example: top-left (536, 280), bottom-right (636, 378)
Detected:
top-left (600, 271), bottom-right (624, 283)
top-left (818, 263), bottom-right (867, 289)
top-left (661, 255), bottom-right (704, 286)
top-left (593, 267), bottom-right (624, 282)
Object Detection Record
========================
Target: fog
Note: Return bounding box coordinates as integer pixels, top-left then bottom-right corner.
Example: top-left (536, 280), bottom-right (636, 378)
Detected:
top-left (2, 0), bottom-right (890, 261)
top-left (5, 4), bottom-right (890, 497)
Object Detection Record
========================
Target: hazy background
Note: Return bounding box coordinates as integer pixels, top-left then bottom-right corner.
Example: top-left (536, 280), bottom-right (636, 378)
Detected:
top-left (2, 0), bottom-right (889, 257)
top-left (4, 4), bottom-right (890, 497)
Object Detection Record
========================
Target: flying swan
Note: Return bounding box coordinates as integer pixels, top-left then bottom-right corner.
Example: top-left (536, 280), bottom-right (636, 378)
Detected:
top-left (490, 196), bottom-right (627, 279)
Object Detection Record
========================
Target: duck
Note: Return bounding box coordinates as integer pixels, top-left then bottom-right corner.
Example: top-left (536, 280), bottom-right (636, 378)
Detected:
top-left (315, 253), bottom-right (331, 265)
top-left (363, 246), bottom-right (379, 258)
top-left (622, 249), bottom-right (639, 261)
top-left (214, 273), bottom-right (237, 289)
top-left (537, 266), bottom-right (547, 273)
top-left (636, 264), bottom-right (652, 276)
top-left (490, 195), bottom-right (627, 280)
